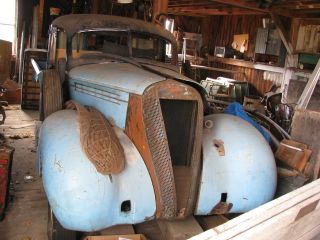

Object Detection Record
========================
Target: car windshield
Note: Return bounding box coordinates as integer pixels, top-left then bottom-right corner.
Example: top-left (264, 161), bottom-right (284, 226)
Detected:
top-left (65, 30), bottom-right (169, 62)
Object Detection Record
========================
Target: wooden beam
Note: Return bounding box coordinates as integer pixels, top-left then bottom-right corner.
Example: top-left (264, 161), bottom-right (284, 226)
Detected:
top-left (271, 1), bottom-right (320, 9)
top-left (38, 0), bottom-right (44, 38)
top-left (271, 7), bottom-right (320, 17)
top-left (153, 0), bottom-right (168, 23)
top-left (270, 12), bottom-right (294, 55)
top-left (297, 59), bottom-right (320, 109)
top-left (168, 2), bottom-right (219, 8)
top-left (208, 0), bottom-right (269, 13)
top-left (168, 12), bottom-right (207, 17)
top-left (168, 6), bottom-right (266, 15)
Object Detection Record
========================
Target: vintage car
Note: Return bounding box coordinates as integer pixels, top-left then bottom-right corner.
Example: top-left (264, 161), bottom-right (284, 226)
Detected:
top-left (35, 14), bottom-right (277, 239)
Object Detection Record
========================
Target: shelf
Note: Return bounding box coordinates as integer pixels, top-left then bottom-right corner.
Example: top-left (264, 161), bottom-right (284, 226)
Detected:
top-left (190, 64), bottom-right (245, 75)
top-left (207, 55), bottom-right (285, 74)
top-left (288, 67), bottom-right (312, 74)
top-left (295, 51), bottom-right (320, 56)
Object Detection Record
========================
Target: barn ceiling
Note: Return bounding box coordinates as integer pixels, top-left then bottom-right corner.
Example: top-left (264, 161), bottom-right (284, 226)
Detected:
top-left (167, 0), bottom-right (320, 18)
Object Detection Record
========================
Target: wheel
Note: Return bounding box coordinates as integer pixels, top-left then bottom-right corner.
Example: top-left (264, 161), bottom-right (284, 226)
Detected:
top-left (40, 69), bottom-right (63, 121)
top-left (47, 205), bottom-right (77, 240)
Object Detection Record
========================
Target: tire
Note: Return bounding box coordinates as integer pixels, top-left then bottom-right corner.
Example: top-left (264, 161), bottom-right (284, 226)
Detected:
top-left (40, 69), bottom-right (63, 121)
top-left (0, 105), bottom-right (6, 125)
top-left (47, 206), bottom-right (77, 240)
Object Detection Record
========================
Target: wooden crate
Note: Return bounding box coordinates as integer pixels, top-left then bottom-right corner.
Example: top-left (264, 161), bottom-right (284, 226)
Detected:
top-left (191, 178), bottom-right (320, 240)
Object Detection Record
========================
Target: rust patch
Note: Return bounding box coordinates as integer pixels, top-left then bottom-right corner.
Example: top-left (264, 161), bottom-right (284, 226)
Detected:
top-left (143, 85), bottom-right (177, 219)
top-left (125, 94), bottom-right (161, 218)
top-left (126, 80), bottom-right (203, 220)
top-left (143, 80), bottom-right (203, 219)
top-left (213, 139), bottom-right (225, 156)
top-left (177, 208), bottom-right (186, 218)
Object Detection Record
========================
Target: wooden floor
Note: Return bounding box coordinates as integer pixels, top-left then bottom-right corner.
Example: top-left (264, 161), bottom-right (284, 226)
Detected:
top-left (0, 106), bottom-right (47, 240)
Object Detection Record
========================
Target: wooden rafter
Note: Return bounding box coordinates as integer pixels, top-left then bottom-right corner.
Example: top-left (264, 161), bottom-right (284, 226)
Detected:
top-left (168, 6), bottom-right (266, 16)
top-left (208, 0), bottom-right (269, 13)
top-left (167, 0), bottom-right (320, 17)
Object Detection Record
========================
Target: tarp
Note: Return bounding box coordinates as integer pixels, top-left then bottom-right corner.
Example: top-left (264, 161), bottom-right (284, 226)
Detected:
top-left (225, 102), bottom-right (271, 143)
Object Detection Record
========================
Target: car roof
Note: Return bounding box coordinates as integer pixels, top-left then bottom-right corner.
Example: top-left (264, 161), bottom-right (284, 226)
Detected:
top-left (52, 14), bottom-right (176, 45)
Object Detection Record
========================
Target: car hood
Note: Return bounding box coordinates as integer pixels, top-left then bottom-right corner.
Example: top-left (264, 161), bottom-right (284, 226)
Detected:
top-left (68, 57), bottom-right (207, 99)
top-left (68, 62), bottom-right (166, 95)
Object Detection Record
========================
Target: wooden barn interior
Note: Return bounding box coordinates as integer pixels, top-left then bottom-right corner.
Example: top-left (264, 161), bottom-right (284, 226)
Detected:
top-left (0, 0), bottom-right (320, 239)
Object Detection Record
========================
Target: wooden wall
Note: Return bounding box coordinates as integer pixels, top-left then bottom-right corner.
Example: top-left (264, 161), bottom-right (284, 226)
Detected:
top-left (207, 15), bottom-right (277, 95)
top-left (204, 62), bottom-right (274, 95)
top-left (203, 15), bottom-right (265, 58)
top-left (174, 16), bottom-right (202, 34)
top-left (0, 40), bottom-right (12, 82)
top-left (290, 18), bottom-right (320, 54)
top-left (176, 15), bottom-right (278, 95)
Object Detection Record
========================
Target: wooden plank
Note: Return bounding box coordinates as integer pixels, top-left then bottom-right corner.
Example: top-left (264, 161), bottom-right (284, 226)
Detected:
top-left (291, 109), bottom-right (320, 179)
top-left (190, 178), bottom-right (320, 240)
top-left (297, 59), bottom-right (320, 109)
top-left (224, 196), bottom-right (320, 240)
top-left (296, 223), bottom-right (320, 240)
top-left (275, 139), bottom-right (312, 172)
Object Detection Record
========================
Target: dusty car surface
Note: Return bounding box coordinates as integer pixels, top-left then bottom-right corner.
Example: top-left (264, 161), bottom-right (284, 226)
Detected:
top-left (35, 14), bottom-right (277, 239)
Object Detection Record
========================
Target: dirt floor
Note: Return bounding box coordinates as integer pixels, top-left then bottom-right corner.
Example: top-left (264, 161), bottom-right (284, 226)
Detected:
top-left (0, 106), bottom-right (47, 240)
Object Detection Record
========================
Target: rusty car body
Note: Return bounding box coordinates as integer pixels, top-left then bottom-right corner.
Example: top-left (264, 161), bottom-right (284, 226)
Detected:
top-left (35, 14), bottom-right (277, 238)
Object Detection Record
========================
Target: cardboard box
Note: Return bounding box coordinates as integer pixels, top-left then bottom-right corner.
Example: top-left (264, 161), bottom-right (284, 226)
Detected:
top-left (84, 234), bottom-right (147, 240)
top-left (275, 139), bottom-right (312, 172)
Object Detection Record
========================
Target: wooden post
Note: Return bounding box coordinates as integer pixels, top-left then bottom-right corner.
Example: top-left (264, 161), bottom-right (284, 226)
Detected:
top-left (31, 5), bottom-right (39, 48)
top-left (38, 0), bottom-right (44, 39)
top-left (91, 0), bottom-right (99, 14)
top-left (152, 0), bottom-right (168, 23)
top-left (297, 59), bottom-right (320, 109)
